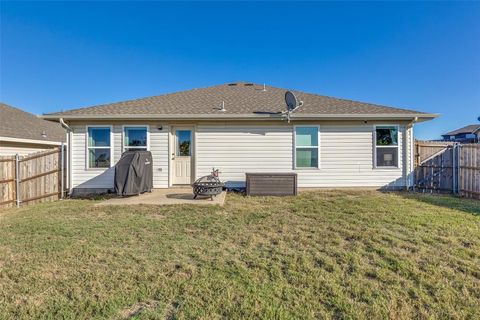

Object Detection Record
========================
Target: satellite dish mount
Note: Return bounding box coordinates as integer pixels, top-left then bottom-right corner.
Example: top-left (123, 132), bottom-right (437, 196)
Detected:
top-left (283, 91), bottom-right (302, 122)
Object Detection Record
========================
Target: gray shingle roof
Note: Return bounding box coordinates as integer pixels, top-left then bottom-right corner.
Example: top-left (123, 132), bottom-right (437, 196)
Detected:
top-left (45, 82), bottom-right (433, 119)
top-left (444, 124), bottom-right (480, 136)
top-left (0, 103), bottom-right (65, 142)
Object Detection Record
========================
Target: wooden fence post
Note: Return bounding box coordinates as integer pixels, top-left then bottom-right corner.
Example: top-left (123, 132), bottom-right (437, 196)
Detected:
top-left (415, 142), bottom-right (419, 167)
top-left (452, 143), bottom-right (456, 194)
top-left (458, 144), bottom-right (462, 197)
top-left (15, 154), bottom-right (20, 208)
top-left (61, 143), bottom-right (65, 199)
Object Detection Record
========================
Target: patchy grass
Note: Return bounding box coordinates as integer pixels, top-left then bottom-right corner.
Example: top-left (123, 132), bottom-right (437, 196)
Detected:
top-left (0, 190), bottom-right (479, 319)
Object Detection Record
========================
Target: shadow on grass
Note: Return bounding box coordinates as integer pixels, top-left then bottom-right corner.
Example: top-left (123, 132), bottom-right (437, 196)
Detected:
top-left (395, 191), bottom-right (480, 216)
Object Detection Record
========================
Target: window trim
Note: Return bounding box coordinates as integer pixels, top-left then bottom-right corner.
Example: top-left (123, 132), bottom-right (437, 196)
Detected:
top-left (85, 125), bottom-right (113, 170)
top-left (373, 124), bottom-right (400, 169)
top-left (293, 125), bottom-right (321, 170)
top-left (122, 125), bottom-right (150, 153)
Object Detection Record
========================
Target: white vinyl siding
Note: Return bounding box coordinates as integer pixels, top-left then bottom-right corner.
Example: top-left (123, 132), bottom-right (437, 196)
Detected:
top-left (69, 121), bottom-right (410, 191)
top-left (196, 125), bottom-right (292, 187)
top-left (405, 125), bottom-right (414, 188)
top-left (70, 123), bottom-right (169, 189)
top-left (150, 125), bottom-right (169, 188)
top-left (196, 123), bottom-right (406, 188)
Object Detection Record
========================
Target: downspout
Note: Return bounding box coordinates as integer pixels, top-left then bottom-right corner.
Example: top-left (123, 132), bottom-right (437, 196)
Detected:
top-left (406, 117), bottom-right (418, 190)
top-left (59, 118), bottom-right (73, 195)
top-left (60, 118), bottom-right (72, 131)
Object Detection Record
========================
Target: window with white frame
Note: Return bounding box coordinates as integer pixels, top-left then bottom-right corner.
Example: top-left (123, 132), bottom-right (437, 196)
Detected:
top-left (87, 126), bottom-right (111, 168)
top-left (123, 126), bottom-right (148, 151)
top-left (374, 126), bottom-right (399, 168)
top-left (295, 126), bottom-right (319, 168)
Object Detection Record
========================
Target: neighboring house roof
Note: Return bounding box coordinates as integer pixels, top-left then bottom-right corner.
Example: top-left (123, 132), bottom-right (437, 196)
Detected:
top-left (42, 82), bottom-right (437, 121)
top-left (0, 103), bottom-right (65, 143)
top-left (444, 124), bottom-right (480, 136)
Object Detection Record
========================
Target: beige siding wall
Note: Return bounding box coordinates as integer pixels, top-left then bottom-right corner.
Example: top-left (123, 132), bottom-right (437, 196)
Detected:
top-left (196, 123), bottom-right (408, 188)
top-left (196, 125), bottom-right (293, 187)
top-left (0, 141), bottom-right (57, 156)
top-left (70, 121), bottom-right (412, 190)
top-left (405, 125), bottom-right (414, 187)
top-left (70, 124), bottom-right (169, 189)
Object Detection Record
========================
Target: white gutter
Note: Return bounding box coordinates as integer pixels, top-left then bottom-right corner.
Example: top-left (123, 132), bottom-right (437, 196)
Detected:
top-left (59, 118), bottom-right (72, 131)
top-left (41, 113), bottom-right (439, 121)
top-left (0, 136), bottom-right (63, 146)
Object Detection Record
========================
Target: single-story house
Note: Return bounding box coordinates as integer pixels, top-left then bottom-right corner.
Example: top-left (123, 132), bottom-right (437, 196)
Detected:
top-left (42, 82), bottom-right (437, 195)
top-left (0, 103), bottom-right (66, 156)
top-left (442, 124), bottom-right (480, 143)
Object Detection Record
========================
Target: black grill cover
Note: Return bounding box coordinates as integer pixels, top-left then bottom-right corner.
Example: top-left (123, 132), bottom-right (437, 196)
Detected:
top-left (114, 151), bottom-right (153, 196)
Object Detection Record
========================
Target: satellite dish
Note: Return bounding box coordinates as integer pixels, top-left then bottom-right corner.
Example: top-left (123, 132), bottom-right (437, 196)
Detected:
top-left (285, 91), bottom-right (297, 112)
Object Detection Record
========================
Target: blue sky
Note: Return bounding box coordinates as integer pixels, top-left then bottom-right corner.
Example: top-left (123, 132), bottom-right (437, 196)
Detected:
top-left (1, 1), bottom-right (479, 139)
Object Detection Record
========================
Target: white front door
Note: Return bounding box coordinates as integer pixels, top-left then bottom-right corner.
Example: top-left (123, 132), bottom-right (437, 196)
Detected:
top-left (172, 128), bottom-right (193, 185)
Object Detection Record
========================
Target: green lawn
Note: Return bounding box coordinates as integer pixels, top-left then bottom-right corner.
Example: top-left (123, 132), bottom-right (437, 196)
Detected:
top-left (0, 190), bottom-right (479, 319)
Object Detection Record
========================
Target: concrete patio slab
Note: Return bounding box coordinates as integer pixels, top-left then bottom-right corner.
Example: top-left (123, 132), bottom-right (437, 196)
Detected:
top-left (96, 188), bottom-right (226, 206)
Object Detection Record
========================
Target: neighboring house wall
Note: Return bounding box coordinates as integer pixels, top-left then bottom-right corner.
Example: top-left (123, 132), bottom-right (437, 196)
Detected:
top-left (442, 132), bottom-right (480, 142)
top-left (69, 121), bottom-right (412, 191)
top-left (0, 140), bottom-right (58, 156)
top-left (456, 133), bottom-right (473, 139)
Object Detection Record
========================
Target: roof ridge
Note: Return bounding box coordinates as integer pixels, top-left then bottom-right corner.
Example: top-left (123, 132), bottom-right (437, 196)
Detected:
top-left (41, 82), bottom-right (435, 119)
top-left (288, 88), bottom-right (425, 114)
top-left (1, 102), bottom-right (59, 120)
top-left (444, 124), bottom-right (480, 135)
top-left (44, 81), bottom-right (247, 115)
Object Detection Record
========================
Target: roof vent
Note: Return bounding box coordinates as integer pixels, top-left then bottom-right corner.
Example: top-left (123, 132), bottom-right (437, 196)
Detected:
top-left (220, 101), bottom-right (226, 112)
top-left (41, 130), bottom-right (47, 138)
top-left (244, 83), bottom-right (254, 86)
top-left (227, 83), bottom-right (237, 86)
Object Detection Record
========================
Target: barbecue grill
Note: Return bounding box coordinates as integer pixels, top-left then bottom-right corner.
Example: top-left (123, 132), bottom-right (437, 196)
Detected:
top-left (192, 174), bottom-right (224, 200)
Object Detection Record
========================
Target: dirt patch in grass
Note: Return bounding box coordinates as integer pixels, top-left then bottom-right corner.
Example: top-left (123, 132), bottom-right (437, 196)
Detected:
top-left (0, 190), bottom-right (479, 319)
top-left (118, 299), bottom-right (159, 319)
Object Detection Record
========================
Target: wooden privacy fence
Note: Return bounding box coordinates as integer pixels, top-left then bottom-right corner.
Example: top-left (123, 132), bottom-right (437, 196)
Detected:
top-left (459, 144), bottom-right (480, 199)
top-left (0, 147), bottom-right (67, 208)
top-left (414, 140), bottom-right (455, 166)
top-left (415, 141), bottom-right (480, 199)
